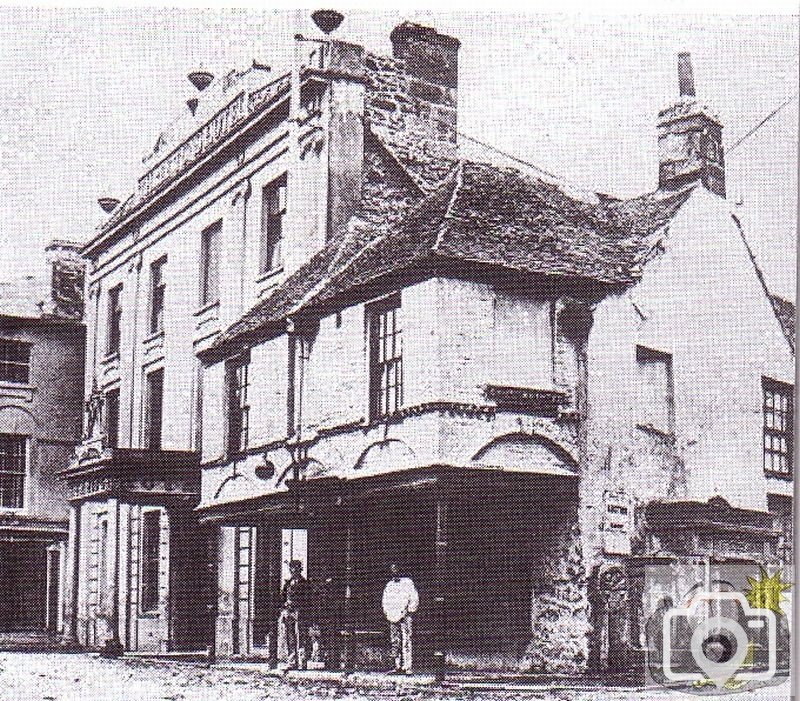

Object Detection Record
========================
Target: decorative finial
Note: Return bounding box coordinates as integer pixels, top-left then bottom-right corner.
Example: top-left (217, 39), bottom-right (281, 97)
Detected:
top-left (98, 197), bottom-right (120, 213)
top-left (311, 9), bottom-right (344, 35)
top-left (188, 70), bottom-right (214, 91)
top-left (678, 52), bottom-right (696, 97)
top-left (186, 97), bottom-right (199, 115)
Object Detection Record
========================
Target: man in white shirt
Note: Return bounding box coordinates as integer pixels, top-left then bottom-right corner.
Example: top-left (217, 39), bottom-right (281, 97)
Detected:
top-left (381, 563), bottom-right (419, 674)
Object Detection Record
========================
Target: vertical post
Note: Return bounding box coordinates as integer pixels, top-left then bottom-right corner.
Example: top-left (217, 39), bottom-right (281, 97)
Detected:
top-left (62, 502), bottom-right (81, 647)
top-left (206, 525), bottom-right (218, 664)
top-left (342, 508), bottom-right (355, 673)
top-left (101, 497), bottom-right (124, 657)
top-left (434, 497), bottom-right (448, 682)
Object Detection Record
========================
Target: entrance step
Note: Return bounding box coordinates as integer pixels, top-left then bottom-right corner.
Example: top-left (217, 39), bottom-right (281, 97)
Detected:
top-left (0, 631), bottom-right (63, 652)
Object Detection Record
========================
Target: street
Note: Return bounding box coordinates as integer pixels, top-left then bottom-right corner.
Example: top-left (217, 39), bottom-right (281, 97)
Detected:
top-left (0, 653), bottom-right (791, 701)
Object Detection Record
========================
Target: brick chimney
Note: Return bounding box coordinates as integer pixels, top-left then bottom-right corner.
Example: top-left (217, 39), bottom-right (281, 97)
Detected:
top-left (365, 22), bottom-right (461, 192)
top-left (44, 240), bottom-right (85, 320)
top-left (657, 53), bottom-right (725, 197)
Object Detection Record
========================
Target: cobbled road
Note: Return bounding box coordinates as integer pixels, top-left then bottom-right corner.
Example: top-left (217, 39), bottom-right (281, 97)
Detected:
top-left (0, 653), bottom-right (791, 701)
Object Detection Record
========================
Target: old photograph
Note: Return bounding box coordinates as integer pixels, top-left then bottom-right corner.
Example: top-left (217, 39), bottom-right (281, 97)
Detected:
top-left (0, 6), bottom-right (796, 700)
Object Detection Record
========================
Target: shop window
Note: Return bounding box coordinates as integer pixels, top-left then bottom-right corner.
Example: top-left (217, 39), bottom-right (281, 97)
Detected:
top-left (140, 510), bottom-right (161, 613)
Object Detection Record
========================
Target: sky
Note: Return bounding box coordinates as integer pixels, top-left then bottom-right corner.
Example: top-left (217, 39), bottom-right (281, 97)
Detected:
top-left (0, 8), bottom-right (796, 297)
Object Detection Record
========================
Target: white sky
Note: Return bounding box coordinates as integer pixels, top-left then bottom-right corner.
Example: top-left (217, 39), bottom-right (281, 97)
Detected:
top-left (0, 7), bottom-right (796, 297)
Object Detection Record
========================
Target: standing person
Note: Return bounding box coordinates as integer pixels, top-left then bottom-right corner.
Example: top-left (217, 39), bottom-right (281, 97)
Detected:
top-left (280, 559), bottom-right (312, 669)
top-left (382, 563), bottom-right (419, 674)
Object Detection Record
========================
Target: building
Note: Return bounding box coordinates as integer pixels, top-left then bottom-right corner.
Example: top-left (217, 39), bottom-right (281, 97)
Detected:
top-left (62, 14), bottom-right (793, 677)
top-left (0, 241), bottom-right (85, 640)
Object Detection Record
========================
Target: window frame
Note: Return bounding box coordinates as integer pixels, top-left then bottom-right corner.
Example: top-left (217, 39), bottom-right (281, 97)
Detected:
top-left (144, 368), bottom-right (164, 451)
top-left (226, 352), bottom-right (251, 456)
top-left (107, 284), bottom-right (123, 356)
top-left (259, 174), bottom-right (287, 275)
top-left (139, 508), bottom-right (162, 614)
top-left (0, 339), bottom-right (31, 385)
top-left (368, 294), bottom-right (403, 420)
top-left (635, 344), bottom-right (675, 436)
top-left (149, 256), bottom-right (167, 335)
top-left (105, 387), bottom-right (120, 449)
top-left (762, 377), bottom-right (794, 478)
top-left (199, 221), bottom-right (222, 308)
top-left (0, 433), bottom-right (27, 511)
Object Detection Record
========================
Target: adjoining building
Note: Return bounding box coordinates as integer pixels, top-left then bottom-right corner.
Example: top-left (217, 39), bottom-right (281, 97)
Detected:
top-left (0, 241), bottom-right (85, 642)
top-left (62, 14), bottom-right (793, 678)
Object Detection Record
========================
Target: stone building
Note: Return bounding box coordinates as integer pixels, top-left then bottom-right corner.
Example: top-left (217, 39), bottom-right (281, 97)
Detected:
top-left (63, 15), bottom-right (793, 677)
top-left (0, 241), bottom-right (85, 639)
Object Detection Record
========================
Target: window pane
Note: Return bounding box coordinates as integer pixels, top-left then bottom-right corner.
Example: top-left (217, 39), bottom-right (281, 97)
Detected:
top-left (146, 369), bottom-right (164, 450)
top-left (201, 223), bottom-right (221, 306)
top-left (763, 378), bottom-right (794, 476)
top-left (369, 295), bottom-right (403, 419)
top-left (0, 340), bottom-right (31, 384)
top-left (0, 434), bottom-right (26, 509)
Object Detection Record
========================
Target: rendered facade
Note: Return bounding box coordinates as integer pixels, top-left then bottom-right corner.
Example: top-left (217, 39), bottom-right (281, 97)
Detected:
top-left (0, 241), bottom-right (85, 638)
top-left (61, 17), bottom-right (793, 677)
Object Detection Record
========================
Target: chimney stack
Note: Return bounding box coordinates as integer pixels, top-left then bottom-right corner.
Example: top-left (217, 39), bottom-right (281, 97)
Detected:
top-left (44, 240), bottom-right (85, 320)
top-left (657, 53), bottom-right (725, 197)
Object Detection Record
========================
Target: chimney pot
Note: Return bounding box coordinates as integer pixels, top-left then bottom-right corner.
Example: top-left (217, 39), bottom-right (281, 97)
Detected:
top-left (677, 52), bottom-right (696, 97)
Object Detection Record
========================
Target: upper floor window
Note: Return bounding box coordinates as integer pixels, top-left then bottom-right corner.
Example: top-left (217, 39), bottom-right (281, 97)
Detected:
top-left (105, 387), bottom-right (120, 449)
top-left (226, 353), bottom-right (250, 455)
top-left (149, 256), bottom-right (167, 335)
top-left (107, 284), bottom-right (123, 356)
top-left (144, 368), bottom-right (164, 450)
top-left (0, 434), bottom-right (26, 509)
top-left (199, 221), bottom-right (221, 308)
top-left (368, 294), bottom-right (403, 419)
top-left (0, 340), bottom-right (31, 384)
top-left (763, 377), bottom-right (793, 478)
top-left (636, 345), bottom-right (674, 435)
top-left (260, 175), bottom-right (287, 274)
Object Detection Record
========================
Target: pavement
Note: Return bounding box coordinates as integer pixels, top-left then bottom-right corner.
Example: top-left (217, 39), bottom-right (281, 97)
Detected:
top-left (0, 652), bottom-right (792, 701)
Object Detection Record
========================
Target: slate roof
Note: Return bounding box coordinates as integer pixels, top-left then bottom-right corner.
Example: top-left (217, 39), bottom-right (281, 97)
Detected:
top-left (203, 160), bottom-right (694, 361)
top-left (769, 294), bottom-right (796, 351)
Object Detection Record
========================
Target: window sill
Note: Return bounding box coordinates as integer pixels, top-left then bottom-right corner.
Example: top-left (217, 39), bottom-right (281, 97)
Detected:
top-left (256, 267), bottom-right (284, 285)
top-left (0, 382), bottom-right (35, 402)
top-left (635, 423), bottom-right (676, 444)
top-left (142, 329), bottom-right (165, 345)
top-left (764, 470), bottom-right (793, 482)
top-left (0, 507), bottom-right (27, 516)
top-left (193, 300), bottom-right (220, 318)
top-left (101, 351), bottom-right (121, 365)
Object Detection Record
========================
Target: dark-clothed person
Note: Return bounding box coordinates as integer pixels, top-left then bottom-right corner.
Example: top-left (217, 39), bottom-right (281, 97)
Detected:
top-left (280, 559), bottom-right (312, 669)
